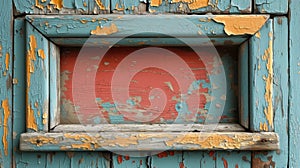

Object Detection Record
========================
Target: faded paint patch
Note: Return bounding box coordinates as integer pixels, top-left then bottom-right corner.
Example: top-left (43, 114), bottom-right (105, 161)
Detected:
top-left (95, 0), bottom-right (106, 10)
top-left (50, 0), bottom-right (63, 10)
top-left (212, 15), bottom-right (269, 35)
top-left (262, 33), bottom-right (274, 129)
top-left (91, 24), bottom-right (118, 35)
top-left (38, 49), bottom-right (46, 59)
top-left (2, 99), bottom-right (10, 156)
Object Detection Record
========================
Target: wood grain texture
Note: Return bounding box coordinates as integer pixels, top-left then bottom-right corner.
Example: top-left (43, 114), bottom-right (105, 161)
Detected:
top-left (26, 21), bottom-right (49, 132)
top-left (111, 0), bottom-right (147, 14)
top-left (289, 0), bottom-right (300, 167)
top-left (249, 19), bottom-right (274, 132)
top-left (255, 0), bottom-right (288, 14)
top-left (19, 132), bottom-right (279, 151)
top-left (0, 0), bottom-right (12, 167)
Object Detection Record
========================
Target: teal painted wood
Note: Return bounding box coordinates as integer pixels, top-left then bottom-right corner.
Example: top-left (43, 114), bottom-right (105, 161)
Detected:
top-left (13, 0), bottom-right (89, 15)
top-left (26, 21), bottom-right (49, 132)
top-left (239, 41), bottom-right (249, 129)
top-left (111, 0), bottom-right (146, 14)
top-left (89, 0), bottom-right (110, 14)
top-left (70, 152), bottom-right (110, 168)
top-left (26, 15), bottom-right (250, 38)
top-left (183, 151), bottom-right (216, 167)
top-left (249, 19), bottom-right (274, 132)
top-left (216, 151), bottom-right (250, 168)
top-left (289, 0), bottom-right (300, 167)
top-left (150, 151), bottom-right (182, 168)
top-left (46, 152), bottom-right (71, 167)
top-left (150, 0), bottom-right (251, 14)
top-left (49, 43), bottom-right (60, 129)
top-left (255, 0), bottom-right (288, 14)
top-left (112, 154), bottom-right (147, 168)
top-left (0, 0), bottom-right (13, 167)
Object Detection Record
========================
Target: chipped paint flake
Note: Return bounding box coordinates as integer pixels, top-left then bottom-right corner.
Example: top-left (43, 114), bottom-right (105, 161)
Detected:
top-left (260, 122), bottom-right (268, 131)
top-left (171, 0), bottom-right (209, 10)
top-left (27, 136), bottom-right (58, 146)
top-left (150, 0), bottom-right (162, 7)
top-left (212, 15), bottom-right (269, 35)
top-left (35, 0), bottom-right (44, 9)
top-left (50, 0), bottom-right (63, 10)
top-left (2, 99), bottom-right (10, 156)
top-left (27, 105), bottom-right (38, 131)
top-left (91, 24), bottom-right (118, 35)
top-left (262, 33), bottom-right (274, 129)
top-left (27, 35), bottom-right (37, 88)
top-left (38, 49), bottom-right (45, 59)
top-left (5, 53), bottom-right (9, 70)
top-left (95, 0), bottom-right (106, 10)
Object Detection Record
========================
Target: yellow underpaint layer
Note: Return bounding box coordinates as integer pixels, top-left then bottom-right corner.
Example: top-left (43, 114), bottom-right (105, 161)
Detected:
top-left (35, 0), bottom-right (44, 9)
top-left (262, 32), bottom-right (274, 129)
top-left (43, 113), bottom-right (48, 125)
top-left (260, 122), bottom-right (268, 131)
top-left (91, 24), bottom-right (118, 35)
top-left (166, 134), bottom-right (255, 149)
top-left (50, 0), bottom-right (63, 10)
top-left (150, 0), bottom-right (162, 7)
top-left (38, 49), bottom-right (46, 59)
top-left (2, 99), bottom-right (10, 156)
top-left (95, 0), bottom-right (106, 10)
top-left (212, 15), bottom-right (269, 35)
top-left (5, 53), bottom-right (9, 70)
top-left (28, 136), bottom-right (58, 147)
top-left (255, 32), bottom-right (261, 39)
top-left (115, 3), bottom-right (124, 11)
top-left (173, 0), bottom-right (209, 10)
top-left (26, 35), bottom-right (38, 131)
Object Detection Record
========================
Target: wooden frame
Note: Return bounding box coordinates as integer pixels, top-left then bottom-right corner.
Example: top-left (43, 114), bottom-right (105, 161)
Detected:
top-left (20, 15), bottom-right (279, 151)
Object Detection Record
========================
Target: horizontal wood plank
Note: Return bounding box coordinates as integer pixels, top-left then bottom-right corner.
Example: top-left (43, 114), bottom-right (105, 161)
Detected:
top-left (20, 132), bottom-right (279, 151)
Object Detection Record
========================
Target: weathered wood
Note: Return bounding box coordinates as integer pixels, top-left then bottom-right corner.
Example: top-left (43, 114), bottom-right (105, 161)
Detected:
top-left (26, 21), bottom-right (50, 132)
top-left (216, 151), bottom-right (251, 168)
top-left (255, 0), bottom-right (288, 14)
top-left (88, 0), bottom-right (110, 14)
top-left (239, 41), bottom-right (249, 129)
top-left (150, 151), bottom-right (182, 167)
top-left (0, 0), bottom-right (13, 167)
top-left (183, 151), bottom-right (216, 167)
top-left (112, 153), bottom-right (147, 167)
top-left (49, 43), bottom-right (60, 129)
top-left (13, 0), bottom-right (89, 15)
top-left (26, 15), bottom-right (269, 38)
top-left (289, 0), bottom-right (300, 167)
top-left (111, 0), bottom-right (147, 14)
top-left (20, 132), bottom-right (279, 151)
top-left (249, 19), bottom-right (274, 132)
top-left (52, 123), bottom-right (245, 132)
top-left (149, 0), bottom-right (252, 14)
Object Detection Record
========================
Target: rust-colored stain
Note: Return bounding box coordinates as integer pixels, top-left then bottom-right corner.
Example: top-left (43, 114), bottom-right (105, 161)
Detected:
top-left (2, 99), bottom-right (10, 156)
top-left (38, 49), bottom-right (46, 59)
top-left (117, 155), bottom-right (123, 164)
top-left (124, 155), bottom-right (130, 160)
top-left (90, 23), bottom-right (118, 35)
top-left (35, 0), bottom-right (44, 9)
top-left (179, 162), bottom-right (185, 168)
top-left (5, 53), bottom-right (9, 71)
top-left (252, 156), bottom-right (275, 168)
top-left (50, 0), bottom-right (63, 10)
top-left (95, 0), bottom-right (106, 10)
top-left (222, 157), bottom-right (228, 168)
top-left (262, 33), bottom-right (274, 129)
top-left (260, 122), bottom-right (268, 131)
top-left (28, 136), bottom-right (58, 147)
top-left (212, 15), bottom-right (269, 35)
top-left (150, 0), bottom-right (162, 7)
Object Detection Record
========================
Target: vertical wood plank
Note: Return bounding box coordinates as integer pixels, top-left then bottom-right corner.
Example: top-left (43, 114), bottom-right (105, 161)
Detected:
top-left (88, 0), bottom-right (110, 14)
top-left (150, 151), bottom-right (182, 168)
top-left (111, 0), bottom-right (147, 14)
top-left (112, 153), bottom-right (148, 168)
top-left (289, 0), bottom-right (300, 167)
top-left (183, 151), bottom-right (216, 168)
top-left (249, 19), bottom-right (274, 132)
top-left (216, 151), bottom-right (251, 168)
top-left (49, 43), bottom-right (60, 129)
top-left (255, 0), bottom-right (288, 14)
top-left (26, 22), bottom-right (49, 132)
top-left (46, 152), bottom-right (71, 167)
top-left (239, 41), bottom-right (249, 129)
top-left (0, 0), bottom-right (12, 167)
top-left (70, 152), bottom-right (110, 168)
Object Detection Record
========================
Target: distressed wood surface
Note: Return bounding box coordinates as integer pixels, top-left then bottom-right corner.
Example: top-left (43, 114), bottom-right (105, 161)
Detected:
top-left (289, 0), bottom-right (300, 167)
top-left (26, 21), bottom-right (49, 132)
top-left (20, 132), bottom-right (279, 151)
top-left (26, 15), bottom-right (269, 38)
top-left (52, 123), bottom-right (245, 132)
top-left (255, 0), bottom-right (288, 14)
top-left (0, 0), bottom-right (13, 167)
top-left (249, 19), bottom-right (274, 132)
top-left (111, 0), bottom-right (147, 14)
top-left (149, 0), bottom-right (252, 14)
